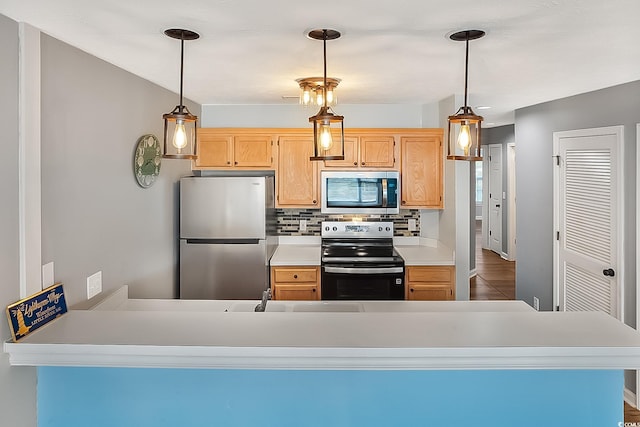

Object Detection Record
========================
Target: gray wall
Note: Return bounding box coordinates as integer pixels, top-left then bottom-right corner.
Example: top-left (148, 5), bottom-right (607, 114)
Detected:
top-left (515, 81), bottom-right (639, 324)
top-left (0, 14), bottom-right (37, 427)
top-left (483, 124), bottom-right (515, 255)
top-left (40, 34), bottom-right (199, 305)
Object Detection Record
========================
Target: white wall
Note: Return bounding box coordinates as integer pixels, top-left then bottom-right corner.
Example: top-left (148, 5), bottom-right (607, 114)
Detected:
top-left (201, 103), bottom-right (438, 128)
top-left (0, 13), bottom-right (37, 427)
top-left (40, 34), bottom-right (199, 305)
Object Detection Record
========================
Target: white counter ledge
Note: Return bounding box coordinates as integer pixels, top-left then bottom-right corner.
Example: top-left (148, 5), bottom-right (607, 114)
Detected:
top-left (5, 299), bottom-right (640, 370)
top-left (270, 236), bottom-right (321, 266)
top-left (393, 237), bottom-right (454, 266)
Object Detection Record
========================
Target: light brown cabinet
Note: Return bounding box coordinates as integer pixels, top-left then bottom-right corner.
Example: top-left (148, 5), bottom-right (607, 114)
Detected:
top-left (276, 134), bottom-right (319, 208)
top-left (324, 134), bottom-right (396, 169)
top-left (271, 266), bottom-right (320, 301)
top-left (195, 129), bottom-right (274, 169)
top-left (405, 266), bottom-right (455, 301)
top-left (400, 131), bottom-right (443, 209)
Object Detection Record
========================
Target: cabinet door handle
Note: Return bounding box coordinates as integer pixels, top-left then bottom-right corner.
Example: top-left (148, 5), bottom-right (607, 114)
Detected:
top-left (312, 288), bottom-right (316, 292)
top-left (361, 162), bottom-right (365, 166)
top-left (312, 200), bottom-right (317, 204)
top-left (234, 161), bottom-right (238, 165)
top-left (353, 162), bottom-right (357, 166)
top-left (402, 201), bottom-right (406, 205)
top-left (226, 161), bottom-right (231, 165)
top-left (293, 274), bottom-right (298, 279)
top-left (410, 288), bottom-right (414, 292)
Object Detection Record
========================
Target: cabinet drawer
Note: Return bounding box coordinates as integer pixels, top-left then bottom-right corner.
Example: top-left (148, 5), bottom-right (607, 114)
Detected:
top-left (272, 267), bottom-right (318, 283)
top-left (407, 266), bottom-right (453, 283)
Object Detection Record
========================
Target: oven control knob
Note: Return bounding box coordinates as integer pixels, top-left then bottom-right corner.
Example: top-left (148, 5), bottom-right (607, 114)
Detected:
top-left (325, 226), bottom-right (330, 231)
top-left (386, 227), bottom-right (391, 232)
top-left (378, 226), bottom-right (383, 232)
top-left (332, 226), bottom-right (338, 231)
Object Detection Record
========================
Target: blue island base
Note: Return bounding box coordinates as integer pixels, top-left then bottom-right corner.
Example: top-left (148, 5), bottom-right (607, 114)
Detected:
top-left (38, 367), bottom-right (623, 427)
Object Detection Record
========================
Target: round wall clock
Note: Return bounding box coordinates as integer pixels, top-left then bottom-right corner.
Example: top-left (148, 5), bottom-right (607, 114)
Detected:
top-left (134, 134), bottom-right (161, 188)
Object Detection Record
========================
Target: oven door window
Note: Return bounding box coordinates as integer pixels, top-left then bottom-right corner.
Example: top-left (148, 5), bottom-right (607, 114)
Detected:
top-left (322, 268), bottom-right (404, 300)
top-left (326, 178), bottom-right (382, 208)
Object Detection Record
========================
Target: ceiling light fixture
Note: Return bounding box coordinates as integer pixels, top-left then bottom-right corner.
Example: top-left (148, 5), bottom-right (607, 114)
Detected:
top-left (447, 29), bottom-right (485, 161)
top-left (296, 77), bottom-right (341, 107)
top-left (162, 28), bottom-right (199, 160)
top-left (308, 29), bottom-right (345, 162)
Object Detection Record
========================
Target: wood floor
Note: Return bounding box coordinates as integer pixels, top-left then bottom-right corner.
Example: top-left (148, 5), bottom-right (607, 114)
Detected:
top-left (470, 221), bottom-right (515, 301)
top-left (470, 220), bottom-right (640, 422)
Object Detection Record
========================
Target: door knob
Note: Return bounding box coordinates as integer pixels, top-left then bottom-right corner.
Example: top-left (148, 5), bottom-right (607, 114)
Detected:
top-left (496, 204), bottom-right (501, 208)
top-left (603, 268), bottom-right (615, 277)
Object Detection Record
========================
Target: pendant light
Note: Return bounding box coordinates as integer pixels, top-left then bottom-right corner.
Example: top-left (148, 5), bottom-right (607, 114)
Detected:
top-left (308, 29), bottom-right (345, 161)
top-left (447, 30), bottom-right (485, 161)
top-left (162, 28), bottom-right (199, 160)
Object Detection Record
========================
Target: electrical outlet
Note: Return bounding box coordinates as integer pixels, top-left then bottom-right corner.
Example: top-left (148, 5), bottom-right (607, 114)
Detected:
top-left (300, 219), bottom-right (307, 232)
top-left (533, 296), bottom-right (540, 311)
top-left (408, 219), bottom-right (417, 231)
top-left (87, 271), bottom-right (102, 299)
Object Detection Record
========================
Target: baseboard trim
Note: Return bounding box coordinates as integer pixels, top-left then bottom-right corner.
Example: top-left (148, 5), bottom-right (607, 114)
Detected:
top-left (469, 269), bottom-right (477, 279)
top-left (500, 252), bottom-right (509, 261)
top-left (624, 387), bottom-right (637, 408)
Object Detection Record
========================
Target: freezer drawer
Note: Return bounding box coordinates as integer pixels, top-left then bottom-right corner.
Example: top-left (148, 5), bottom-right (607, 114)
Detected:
top-left (180, 176), bottom-right (271, 239)
top-left (180, 240), bottom-right (269, 300)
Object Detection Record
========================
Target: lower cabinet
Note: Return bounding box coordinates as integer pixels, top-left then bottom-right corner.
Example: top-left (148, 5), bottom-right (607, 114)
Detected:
top-left (271, 266), bottom-right (320, 301)
top-left (405, 266), bottom-right (455, 301)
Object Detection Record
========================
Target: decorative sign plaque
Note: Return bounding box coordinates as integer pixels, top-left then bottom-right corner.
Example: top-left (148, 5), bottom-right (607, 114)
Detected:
top-left (5, 283), bottom-right (68, 342)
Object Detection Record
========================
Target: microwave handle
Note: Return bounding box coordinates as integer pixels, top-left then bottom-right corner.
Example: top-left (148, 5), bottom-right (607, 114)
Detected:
top-left (382, 178), bottom-right (388, 207)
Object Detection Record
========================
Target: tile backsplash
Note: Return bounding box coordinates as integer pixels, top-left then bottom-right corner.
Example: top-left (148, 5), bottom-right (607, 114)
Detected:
top-left (276, 209), bottom-right (420, 236)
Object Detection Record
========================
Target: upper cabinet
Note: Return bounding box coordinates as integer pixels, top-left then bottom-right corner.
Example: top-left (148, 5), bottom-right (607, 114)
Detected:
top-left (193, 127), bottom-right (444, 210)
top-left (400, 130), bottom-right (444, 209)
top-left (323, 133), bottom-right (396, 169)
top-left (195, 129), bottom-right (274, 169)
top-left (276, 133), bottom-right (318, 208)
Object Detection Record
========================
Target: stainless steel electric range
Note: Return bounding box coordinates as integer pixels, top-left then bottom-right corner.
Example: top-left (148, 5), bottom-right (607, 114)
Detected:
top-left (320, 221), bottom-right (405, 300)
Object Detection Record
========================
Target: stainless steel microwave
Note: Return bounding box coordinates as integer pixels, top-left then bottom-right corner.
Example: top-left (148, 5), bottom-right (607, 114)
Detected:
top-left (321, 171), bottom-right (400, 214)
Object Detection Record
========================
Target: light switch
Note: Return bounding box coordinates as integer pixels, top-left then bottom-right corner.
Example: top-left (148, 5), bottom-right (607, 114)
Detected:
top-left (87, 271), bottom-right (102, 299)
top-left (300, 219), bottom-right (307, 232)
top-left (42, 262), bottom-right (54, 289)
top-left (408, 219), bottom-right (417, 231)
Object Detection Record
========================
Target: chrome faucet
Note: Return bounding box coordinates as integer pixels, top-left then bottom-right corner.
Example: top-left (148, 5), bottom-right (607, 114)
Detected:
top-left (254, 288), bottom-right (271, 312)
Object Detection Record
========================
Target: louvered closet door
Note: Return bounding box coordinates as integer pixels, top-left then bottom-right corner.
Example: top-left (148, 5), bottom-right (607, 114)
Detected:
top-left (555, 127), bottom-right (621, 317)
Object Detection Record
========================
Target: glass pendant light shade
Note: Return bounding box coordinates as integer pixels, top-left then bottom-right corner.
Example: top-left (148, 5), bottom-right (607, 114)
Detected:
top-left (447, 106), bottom-right (483, 160)
top-left (163, 106), bottom-right (198, 159)
top-left (162, 28), bottom-right (199, 160)
top-left (309, 105), bottom-right (345, 160)
top-left (447, 29), bottom-right (485, 161)
top-left (307, 29), bottom-right (345, 161)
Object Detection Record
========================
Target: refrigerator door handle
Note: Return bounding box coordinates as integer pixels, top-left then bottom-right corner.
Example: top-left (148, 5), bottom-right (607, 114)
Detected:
top-left (185, 239), bottom-right (261, 245)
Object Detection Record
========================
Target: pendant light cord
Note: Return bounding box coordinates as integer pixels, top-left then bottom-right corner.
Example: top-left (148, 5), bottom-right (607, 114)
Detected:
top-left (323, 29), bottom-right (328, 109)
top-left (463, 31), bottom-right (469, 109)
top-left (179, 31), bottom-right (185, 112)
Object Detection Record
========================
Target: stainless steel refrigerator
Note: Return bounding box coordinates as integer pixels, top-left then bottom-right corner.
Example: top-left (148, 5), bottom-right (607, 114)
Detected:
top-left (179, 176), bottom-right (276, 299)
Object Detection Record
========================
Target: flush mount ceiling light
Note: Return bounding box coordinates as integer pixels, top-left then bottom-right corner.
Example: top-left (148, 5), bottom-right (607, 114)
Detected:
top-left (308, 29), bottom-right (345, 161)
top-left (447, 29), bottom-right (485, 161)
top-left (296, 76), bottom-right (341, 107)
top-left (162, 28), bottom-right (199, 160)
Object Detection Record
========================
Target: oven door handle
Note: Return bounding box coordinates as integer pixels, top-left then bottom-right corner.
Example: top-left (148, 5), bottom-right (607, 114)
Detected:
top-left (324, 266), bottom-right (404, 274)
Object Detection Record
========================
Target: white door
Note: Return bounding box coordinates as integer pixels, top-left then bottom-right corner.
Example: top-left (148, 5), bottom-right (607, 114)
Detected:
top-left (553, 126), bottom-right (623, 319)
top-left (488, 145), bottom-right (503, 255)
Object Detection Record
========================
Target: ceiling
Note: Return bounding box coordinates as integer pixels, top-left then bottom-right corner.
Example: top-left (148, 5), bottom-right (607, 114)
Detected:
top-left (2, 0), bottom-right (639, 127)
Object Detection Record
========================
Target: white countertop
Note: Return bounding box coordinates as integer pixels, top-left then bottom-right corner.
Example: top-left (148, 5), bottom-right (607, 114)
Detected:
top-left (5, 290), bottom-right (640, 371)
top-left (394, 238), bottom-right (454, 266)
top-left (270, 245), bottom-right (321, 266)
top-left (270, 237), bottom-right (454, 266)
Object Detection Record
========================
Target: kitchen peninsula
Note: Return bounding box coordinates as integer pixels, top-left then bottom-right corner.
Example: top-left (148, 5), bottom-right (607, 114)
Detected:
top-left (5, 287), bottom-right (640, 427)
